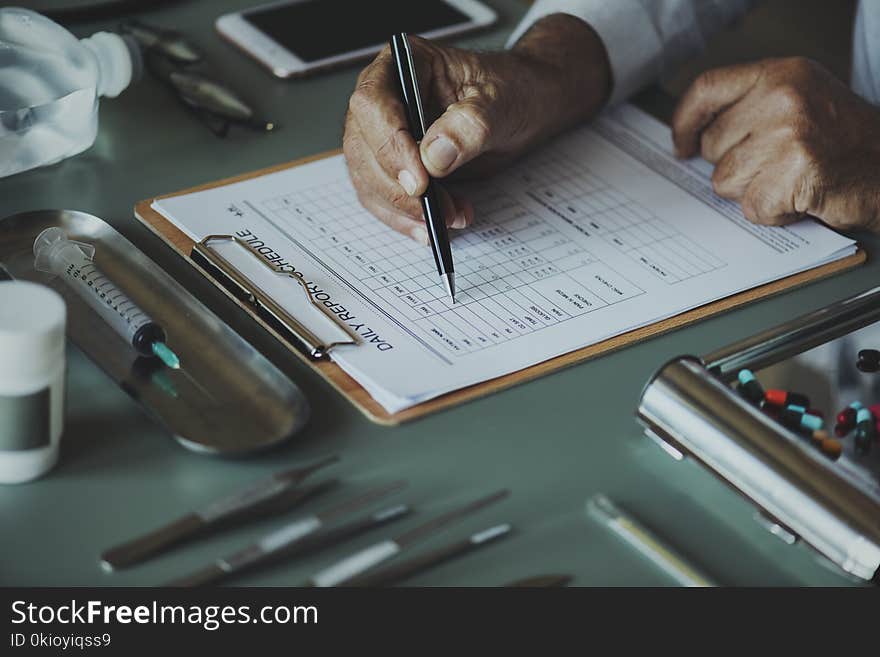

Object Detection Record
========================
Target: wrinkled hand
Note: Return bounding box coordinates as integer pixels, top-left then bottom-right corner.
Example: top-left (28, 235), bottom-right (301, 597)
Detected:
top-left (343, 15), bottom-right (610, 242)
top-left (673, 57), bottom-right (880, 231)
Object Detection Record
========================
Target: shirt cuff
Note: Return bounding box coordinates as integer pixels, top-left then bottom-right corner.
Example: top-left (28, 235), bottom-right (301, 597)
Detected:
top-left (506, 0), bottom-right (664, 105)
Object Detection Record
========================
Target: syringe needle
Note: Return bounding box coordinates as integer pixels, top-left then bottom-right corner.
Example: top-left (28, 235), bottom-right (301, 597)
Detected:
top-left (151, 342), bottom-right (181, 370)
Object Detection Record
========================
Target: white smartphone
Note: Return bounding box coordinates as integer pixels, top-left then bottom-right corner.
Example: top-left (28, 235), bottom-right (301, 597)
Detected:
top-left (216, 0), bottom-right (498, 78)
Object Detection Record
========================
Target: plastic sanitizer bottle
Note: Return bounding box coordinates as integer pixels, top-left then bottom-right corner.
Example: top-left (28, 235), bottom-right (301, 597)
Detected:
top-left (0, 7), bottom-right (142, 178)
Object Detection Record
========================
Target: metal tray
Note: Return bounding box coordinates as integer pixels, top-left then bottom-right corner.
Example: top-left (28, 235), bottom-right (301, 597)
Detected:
top-left (0, 209), bottom-right (309, 456)
top-left (638, 287), bottom-right (880, 582)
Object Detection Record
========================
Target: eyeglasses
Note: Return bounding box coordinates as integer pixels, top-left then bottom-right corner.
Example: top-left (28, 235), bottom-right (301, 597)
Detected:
top-left (120, 20), bottom-right (276, 138)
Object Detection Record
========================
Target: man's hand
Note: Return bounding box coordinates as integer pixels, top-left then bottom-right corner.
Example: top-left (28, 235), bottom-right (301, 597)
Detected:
top-left (673, 57), bottom-right (880, 231)
top-left (343, 14), bottom-right (611, 242)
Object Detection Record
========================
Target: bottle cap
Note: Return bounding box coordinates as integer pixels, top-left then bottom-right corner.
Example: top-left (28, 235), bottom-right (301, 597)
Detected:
top-left (0, 281), bottom-right (66, 393)
top-left (0, 281), bottom-right (66, 484)
top-left (81, 31), bottom-right (142, 98)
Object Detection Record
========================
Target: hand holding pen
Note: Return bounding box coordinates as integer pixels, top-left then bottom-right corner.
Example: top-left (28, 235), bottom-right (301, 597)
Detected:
top-left (341, 19), bottom-right (610, 239)
top-left (344, 35), bottom-right (475, 245)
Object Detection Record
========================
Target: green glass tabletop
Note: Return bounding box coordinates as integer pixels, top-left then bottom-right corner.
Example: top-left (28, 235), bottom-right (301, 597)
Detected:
top-left (1, 0), bottom-right (875, 587)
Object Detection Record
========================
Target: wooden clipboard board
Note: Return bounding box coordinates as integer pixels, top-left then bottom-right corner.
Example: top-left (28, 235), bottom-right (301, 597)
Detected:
top-left (134, 149), bottom-right (866, 425)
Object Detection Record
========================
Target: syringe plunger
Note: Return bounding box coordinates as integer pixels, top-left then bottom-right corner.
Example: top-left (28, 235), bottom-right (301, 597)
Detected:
top-left (33, 227), bottom-right (179, 369)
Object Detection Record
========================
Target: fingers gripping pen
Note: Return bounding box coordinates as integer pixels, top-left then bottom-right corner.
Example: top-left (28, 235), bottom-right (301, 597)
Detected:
top-left (33, 227), bottom-right (180, 369)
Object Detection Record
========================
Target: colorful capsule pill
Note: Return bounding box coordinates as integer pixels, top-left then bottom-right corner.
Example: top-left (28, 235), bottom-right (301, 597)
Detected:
top-left (854, 407), bottom-right (875, 455)
top-left (835, 401), bottom-right (863, 433)
top-left (800, 413), bottom-right (823, 432)
top-left (780, 406), bottom-right (823, 433)
top-left (764, 389), bottom-right (809, 408)
top-left (785, 404), bottom-right (821, 418)
top-left (810, 430), bottom-right (842, 460)
top-left (737, 369), bottom-right (764, 405)
top-left (857, 349), bottom-right (880, 373)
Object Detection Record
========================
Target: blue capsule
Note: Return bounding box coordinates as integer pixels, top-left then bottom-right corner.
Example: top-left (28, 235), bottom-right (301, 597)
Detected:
top-left (781, 404), bottom-right (823, 433)
top-left (800, 413), bottom-right (823, 432)
top-left (737, 370), bottom-right (755, 385)
top-left (855, 407), bottom-right (876, 455)
top-left (736, 369), bottom-right (764, 405)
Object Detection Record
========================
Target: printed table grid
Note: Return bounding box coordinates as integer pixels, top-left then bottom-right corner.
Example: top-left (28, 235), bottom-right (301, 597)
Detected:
top-left (507, 149), bottom-right (728, 284)
top-left (259, 152), bottom-right (723, 354)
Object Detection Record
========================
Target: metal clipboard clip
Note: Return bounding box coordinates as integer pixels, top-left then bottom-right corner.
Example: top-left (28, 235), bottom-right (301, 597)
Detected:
top-left (191, 234), bottom-right (359, 359)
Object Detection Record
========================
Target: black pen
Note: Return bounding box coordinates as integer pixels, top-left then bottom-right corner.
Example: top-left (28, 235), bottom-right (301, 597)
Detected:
top-left (390, 32), bottom-right (456, 302)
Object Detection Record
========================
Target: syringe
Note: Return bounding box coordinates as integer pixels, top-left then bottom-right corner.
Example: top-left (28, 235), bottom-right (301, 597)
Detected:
top-left (33, 227), bottom-right (180, 369)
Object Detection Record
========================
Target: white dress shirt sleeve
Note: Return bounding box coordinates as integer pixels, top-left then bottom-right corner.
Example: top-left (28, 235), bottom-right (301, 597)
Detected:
top-left (507, 0), bottom-right (756, 105)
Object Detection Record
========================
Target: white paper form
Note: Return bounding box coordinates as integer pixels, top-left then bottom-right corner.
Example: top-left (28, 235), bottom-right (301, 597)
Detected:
top-left (153, 104), bottom-right (856, 413)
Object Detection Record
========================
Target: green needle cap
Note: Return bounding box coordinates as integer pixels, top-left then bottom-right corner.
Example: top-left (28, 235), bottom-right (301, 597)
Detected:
top-left (151, 341), bottom-right (180, 369)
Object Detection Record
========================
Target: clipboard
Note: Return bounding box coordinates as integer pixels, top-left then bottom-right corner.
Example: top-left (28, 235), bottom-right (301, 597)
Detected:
top-left (134, 149), bottom-right (866, 425)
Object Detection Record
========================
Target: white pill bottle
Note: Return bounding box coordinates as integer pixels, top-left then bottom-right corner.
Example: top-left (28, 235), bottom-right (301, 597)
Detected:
top-left (0, 281), bottom-right (66, 483)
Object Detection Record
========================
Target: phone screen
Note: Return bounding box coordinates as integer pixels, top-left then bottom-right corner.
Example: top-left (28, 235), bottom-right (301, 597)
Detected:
top-left (243, 0), bottom-right (472, 63)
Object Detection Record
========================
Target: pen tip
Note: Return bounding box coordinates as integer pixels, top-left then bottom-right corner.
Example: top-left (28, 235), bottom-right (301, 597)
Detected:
top-left (442, 272), bottom-right (456, 303)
